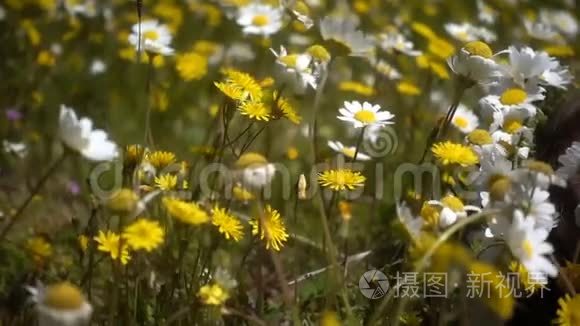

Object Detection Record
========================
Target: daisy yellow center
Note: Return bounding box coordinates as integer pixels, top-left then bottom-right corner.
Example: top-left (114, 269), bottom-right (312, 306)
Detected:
top-left (467, 129), bottom-right (492, 145)
top-left (504, 118), bottom-right (523, 134)
top-left (143, 30), bottom-right (160, 41)
top-left (341, 148), bottom-right (356, 157)
top-left (441, 195), bottom-right (464, 212)
top-left (307, 44), bottom-right (331, 62)
top-left (354, 110), bottom-right (377, 124)
top-left (456, 31), bottom-right (470, 42)
top-left (500, 88), bottom-right (527, 106)
top-left (44, 282), bottom-right (84, 310)
top-left (463, 41), bottom-right (493, 58)
top-left (525, 160), bottom-right (554, 176)
top-left (252, 14), bottom-right (270, 27)
top-left (489, 177), bottom-right (512, 201)
top-left (522, 239), bottom-right (534, 259)
top-left (279, 54), bottom-right (298, 68)
top-left (453, 116), bottom-right (469, 129)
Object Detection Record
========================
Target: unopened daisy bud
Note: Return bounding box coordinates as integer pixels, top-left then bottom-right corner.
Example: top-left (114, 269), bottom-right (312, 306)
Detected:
top-left (489, 177), bottom-right (512, 201)
top-left (297, 174), bottom-right (307, 199)
top-left (338, 200), bottom-right (352, 221)
top-left (467, 129), bottom-right (492, 145)
top-left (306, 44), bottom-right (331, 63)
top-left (124, 145), bottom-right (146, 172)
top-left (30, 281), bottom-right (93, 326)
top-left (106, 188), bottom-right (139, 213)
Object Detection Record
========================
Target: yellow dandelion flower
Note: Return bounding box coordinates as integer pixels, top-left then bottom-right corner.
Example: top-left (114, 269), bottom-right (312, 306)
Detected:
top-left (163, 197), bottom-right (209, 225)
top-left (176, 52), bottom-right (208, 81)
top-left (154, 174), bottom-right (178, 191)
top-left (78, 235), bottom-right (89, 253)
top-left (555, 294), bottom-right (580, 326)
top-left (273, 92), bottom-right (301, 124)
top-left (215, 82), bottom-right (244, 101)
top-left (339, 81), bottom-right (375, 96)
top-left (320, 310), bottom-right (342, 326)
top-left (218, 68), bottom-right (263, 101)
top-left (238, 100), bottom-right (271, 121)
top-left (146, 151), bottom-right (176, 170)
top-left (211, 206), bottom-right (244, 242)
top-left (397, 81), bottom-right (421, 96)
top-left (26, 237), bottom-right (53, 261)
top-left (232, 185), bottom-right (255, 201)
top-left (37, 50), bottom-right (56, 67)
top-left (124, 144), bottom-right (146, 171)
top-left (250, 206), bottom-right (289, 251)
top-left (543, 45), bottom-right (575, 58)
top-left (123, 218), bottom-right (165, 252)
top-left (468, 261), bottom-right (514, 320)
top-left (153, 2), bottom-right (183, 32)
top-left (318, 169), bottom-right (366, 191)
top-left (193, 40), bottom-right (220, 57)
top-left (198, 283), bottom-right (229, 305)
top-left (94, 230), bottom-right (131, 265)
top-left (286, 147), bottom-right (299, 160)
top-left (411, 22), bottom-right (437, 40)
top-left (431, 141), bottom-right (479, 167)
top-left (428, 37), bottom-right (456, 60)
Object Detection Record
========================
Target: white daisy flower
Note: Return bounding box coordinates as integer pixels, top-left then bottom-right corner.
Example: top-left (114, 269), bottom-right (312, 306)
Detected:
top-left (539, 9), bottom-right (578, 38)
top-left (501, 46), bottom-right (558, 88)
top-left (396, 203), bottom-right (423, 241)
top-left (320, 16), bottom-right (373, 57)
top-left (337, 101), bottom-right (395, 128)
top-left (128, 20), bottom-right (174, 56)
top-left (27, 281), bottom-right (93, 326)
top-left (64, 0), bottom-right (97, 18)
top-left (3, 140), bottom-right (28, 158)
top-left (270, 45), bottom-right (317, 93)
top-left (541, 62), bottom-right (573, 89)
top-left (479, 84), bottom-right (544, 119)
top-left (374, 60), bottom-right (402, 80)
top-left (427, 194), bottom-right (481, 229)
top-left (507, 210), bottom-right (558, 277)
top-left (450, 104), bottom-right (479, 134)
top-left (59, 105), bottom-right (118, 162)
top-left (378, 32), bottom-right (421, 57)
top-left (448, 41), bottom-right (500, 84)
top-left (444, 22), bottom-right (496, 43)
top-left (236, 4), bottom-right (283, 36)
top-left (523, 19), bottom-right (561, 42)
top-left (476, 0), bottom-right (497, 24)
top-left (235, 153), bottom-right (276, 189)
top-left (327, 140), bottom-right (371, 161)
top-left (89, 59), bottom-right (106, 75)
top-left (556, 141), bottom-right (580, 181)
top-left (526, 188), bottom-right (557, 231)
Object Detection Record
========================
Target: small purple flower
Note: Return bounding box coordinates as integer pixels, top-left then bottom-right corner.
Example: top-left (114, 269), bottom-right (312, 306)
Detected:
top-left (68, 180), bottom-right (81, 195)
top-left (5, 109), bottom-right (23, 121)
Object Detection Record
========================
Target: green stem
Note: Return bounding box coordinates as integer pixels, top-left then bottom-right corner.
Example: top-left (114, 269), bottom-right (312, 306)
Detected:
top-left (0, 150), bottom-right (68, 241)
top-left (144, 53), bottom-right (155, 148)
top-left (368, 210), bottom-right (497, 326)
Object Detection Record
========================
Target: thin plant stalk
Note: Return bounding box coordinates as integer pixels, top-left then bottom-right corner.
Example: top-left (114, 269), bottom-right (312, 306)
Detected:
top-left (0, 150), bottom-right (68, 241)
